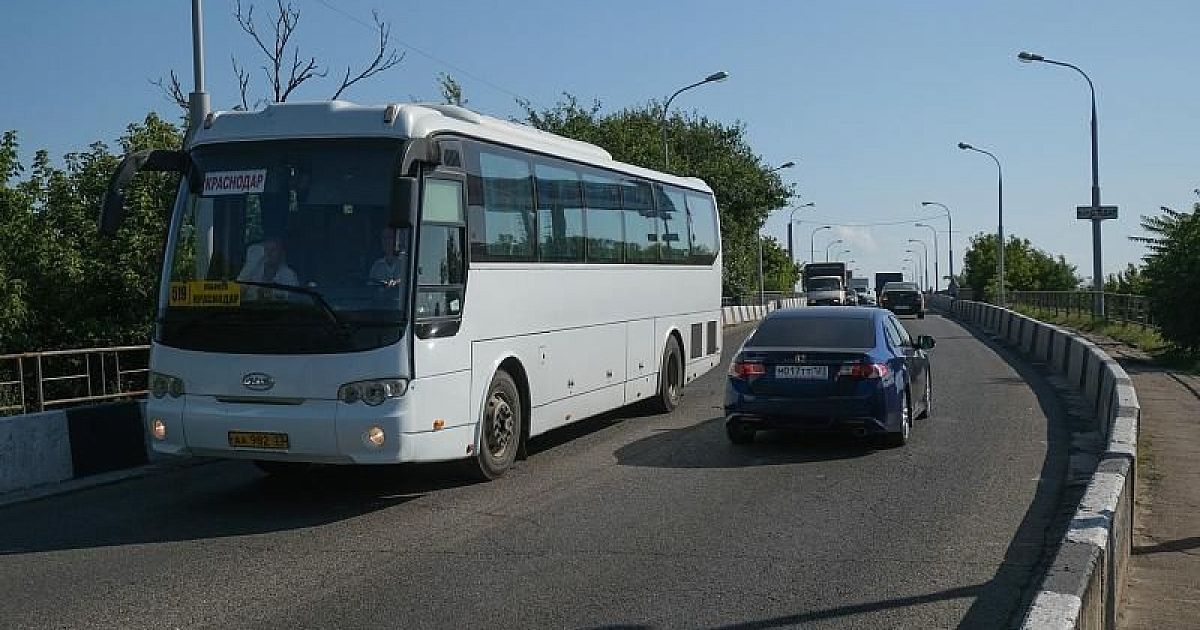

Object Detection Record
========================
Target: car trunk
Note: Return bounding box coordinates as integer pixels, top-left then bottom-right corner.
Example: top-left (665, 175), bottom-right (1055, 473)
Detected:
top-left (738, 348), bottom-right (872, 398)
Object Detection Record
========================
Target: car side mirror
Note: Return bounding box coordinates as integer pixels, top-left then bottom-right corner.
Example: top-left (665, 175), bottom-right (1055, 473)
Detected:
top-left (916, 335), bottom-right (936, 350)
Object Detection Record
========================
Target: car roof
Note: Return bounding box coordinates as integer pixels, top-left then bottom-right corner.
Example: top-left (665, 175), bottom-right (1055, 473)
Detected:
top-left (768, 306), bottom-right (881, 321)
top-left (883, 282), bottom-right (919, 290)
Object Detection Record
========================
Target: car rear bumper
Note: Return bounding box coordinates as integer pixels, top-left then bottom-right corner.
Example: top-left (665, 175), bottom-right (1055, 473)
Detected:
top-left (724, 395), bottom-right (890, 433)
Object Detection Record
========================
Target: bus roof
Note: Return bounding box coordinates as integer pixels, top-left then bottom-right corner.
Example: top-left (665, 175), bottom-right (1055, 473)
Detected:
top-left (190, 100), bottom-right (713, 193)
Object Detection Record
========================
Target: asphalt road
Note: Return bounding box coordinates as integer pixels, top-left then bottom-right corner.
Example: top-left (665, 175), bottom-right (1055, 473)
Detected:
top-left (0, 314), bottom-right (1067, 629)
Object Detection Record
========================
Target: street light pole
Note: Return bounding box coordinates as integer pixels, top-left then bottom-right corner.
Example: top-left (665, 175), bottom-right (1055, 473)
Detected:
top-left (660, 71), bottom-right (729, 171)
top-left (915, 223), bottom-right (939, 292)
top-left (787, 202), bottom-right (815, 263)
top-left (904, 249), bottom-right (923, 292)
top-left (834, 248), bottom-right (851, 262)
top-left (921, 201), bottom-right (954, 289)
top-left (958, 142), bottom-right (1005, 305)
top-left (810, 225), bottom-right (832, 264)
top-left (1018, 51), bottom-right (1105, 317)
top-left (908, 238), bottom-right (929, 293)
top-left (757, 161), bottom-right (796, 306)
top-left (188, 0), bottom-right (211, 138)
top-left (824, 239), bottom-right (844, 262)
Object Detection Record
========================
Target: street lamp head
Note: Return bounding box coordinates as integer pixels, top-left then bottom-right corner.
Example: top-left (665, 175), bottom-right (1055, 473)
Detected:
top-left (915, 222), bottom-right (929, 228)
top-left (920, 201), bottom-right (934, 206)
top-left (797, 202), bottom-right (815, 208)
top-left (777, 161), bottom-right (796, 170)
top-left (908, 239), bottom-right (920, 243)
top-left (1017, 51), bottom-right (1044, 63)
top-left (704, 71), bottom-right (730, 83)
top-left (957, 142), bottom-right (972, 150)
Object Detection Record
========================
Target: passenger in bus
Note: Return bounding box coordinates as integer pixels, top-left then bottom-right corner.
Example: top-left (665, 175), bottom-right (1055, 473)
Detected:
top-left (237, 236), bottom-right (299, 298)
top-left (369, 227), bottom-right (407, 288)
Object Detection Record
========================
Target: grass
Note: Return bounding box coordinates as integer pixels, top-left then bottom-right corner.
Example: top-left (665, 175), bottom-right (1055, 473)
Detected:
top-left (1014, 304), bottom-right (1200, 374)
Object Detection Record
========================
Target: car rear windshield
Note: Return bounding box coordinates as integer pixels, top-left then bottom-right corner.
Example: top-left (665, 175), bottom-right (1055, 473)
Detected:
top-left (808, 277), bottom-right (841, 291)
top-left (746, 317), bottom-right (876, 349)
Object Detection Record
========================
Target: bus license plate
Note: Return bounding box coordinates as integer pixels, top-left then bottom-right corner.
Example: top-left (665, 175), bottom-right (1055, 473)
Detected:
top-left (775, 365), bottom-right (828, 380)
top-left (228, 431), bottom-right (289, 449)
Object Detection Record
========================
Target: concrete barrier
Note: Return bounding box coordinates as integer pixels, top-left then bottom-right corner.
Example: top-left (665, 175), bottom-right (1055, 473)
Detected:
top-left (0, 401), bottom-right (147, 495)
top-left (931, 298), bottom-right (1140, 630)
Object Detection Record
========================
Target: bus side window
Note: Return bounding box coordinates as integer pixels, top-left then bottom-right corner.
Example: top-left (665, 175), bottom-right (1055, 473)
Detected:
top-left (534, 161), bottom-right (584, 262)
top-left (582, 172), bottom-right (623, 263)
top-left (685, 193), bottom-right (720, 265)
top-left (655, 185), bottom-right (691, 263)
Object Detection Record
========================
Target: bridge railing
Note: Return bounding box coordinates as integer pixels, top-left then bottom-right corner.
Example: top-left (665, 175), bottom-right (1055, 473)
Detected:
top-left (1009, 290), bottom-right (1153, 328)
top-left (0, 345), bottom-right (150, 416)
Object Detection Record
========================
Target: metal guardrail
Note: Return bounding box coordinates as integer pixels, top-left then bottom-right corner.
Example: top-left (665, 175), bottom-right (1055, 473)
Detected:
top-left (1010, 291), bottom-right (1153, 328)
top-left (0, 346), bottom-right (150, 416)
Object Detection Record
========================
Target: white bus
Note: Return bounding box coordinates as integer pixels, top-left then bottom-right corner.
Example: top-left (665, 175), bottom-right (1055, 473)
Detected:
top-left (102, 101), bottom-right (723, 478)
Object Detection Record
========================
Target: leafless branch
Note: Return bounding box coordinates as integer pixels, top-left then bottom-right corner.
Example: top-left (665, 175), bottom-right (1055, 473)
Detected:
top-left (150, 70), bottom-right (189, 113)
top-left (234, 0), bottom-right (322, 103)
top-left (231, 56), bottom-right (251, 110)
top-left (331, 11), bottom-right (404, 100)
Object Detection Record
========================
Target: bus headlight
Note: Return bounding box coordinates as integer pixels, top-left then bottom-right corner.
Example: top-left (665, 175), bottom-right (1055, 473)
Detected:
top-left (338, 379), bottom-right (408, 406)
top-left (149, 372), bottom-right (184, 398)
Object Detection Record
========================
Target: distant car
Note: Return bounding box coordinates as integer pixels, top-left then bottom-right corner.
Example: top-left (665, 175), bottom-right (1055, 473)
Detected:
top-left (854, 288), bottom-right (876, 306)
top-left (725, 307), bottom-right (934, 447)
top-left (880, 282), bottom-right (925, 318)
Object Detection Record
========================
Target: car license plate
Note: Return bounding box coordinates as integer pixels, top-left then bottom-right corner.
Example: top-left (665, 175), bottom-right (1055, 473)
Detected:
top-left (228, 431), bottom-right (289, 449)
top-left (775, 365), bottom-right (828, 380)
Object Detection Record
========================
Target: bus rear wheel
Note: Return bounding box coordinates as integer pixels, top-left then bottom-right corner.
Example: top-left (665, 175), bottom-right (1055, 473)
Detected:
top-left (651, 338), bottom-right (684, 414)
top-left (469, 369), bottom-right (521, 480)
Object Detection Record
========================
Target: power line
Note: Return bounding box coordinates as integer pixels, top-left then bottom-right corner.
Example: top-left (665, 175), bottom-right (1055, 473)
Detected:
top-left (794, 213), bottom-right (949, 228)
top-left (312, 0), bottom-right (540, 108)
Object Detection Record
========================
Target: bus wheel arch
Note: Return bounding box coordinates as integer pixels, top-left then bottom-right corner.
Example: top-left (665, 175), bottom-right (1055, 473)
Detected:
top-left (496, 356), bottom-right (532, 461)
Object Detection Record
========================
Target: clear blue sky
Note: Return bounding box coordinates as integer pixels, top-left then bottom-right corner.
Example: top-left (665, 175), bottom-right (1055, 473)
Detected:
top-left (3, 0), bottom-right (1197, 284)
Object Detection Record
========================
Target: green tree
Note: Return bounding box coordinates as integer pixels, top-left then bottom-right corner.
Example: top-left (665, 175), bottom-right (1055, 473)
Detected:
top-left (1133, 203), bottom-right (1200, 352)
top-left (521, 95), bottom-right (794, 297)
top-left (760, 236), bottom-right (800, 293)
top-left (1104, 263), bottom-right (1147, 295)
top-left (0, 114), bottom-right (182, 353)
top-left (960, 233), bottom-right (1079, 302)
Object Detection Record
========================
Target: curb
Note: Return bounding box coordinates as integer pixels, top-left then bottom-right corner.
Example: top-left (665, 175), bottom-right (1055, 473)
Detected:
top-left (931, 296), bottom-right (1140, 630)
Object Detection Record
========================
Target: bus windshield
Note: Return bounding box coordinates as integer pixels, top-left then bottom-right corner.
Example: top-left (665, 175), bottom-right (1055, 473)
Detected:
top-left (160, 139), bottom-right (410, 354)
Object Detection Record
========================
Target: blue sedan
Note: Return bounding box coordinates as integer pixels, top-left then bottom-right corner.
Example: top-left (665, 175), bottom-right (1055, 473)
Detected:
top-left (725, 307), bottom-right (934, 447)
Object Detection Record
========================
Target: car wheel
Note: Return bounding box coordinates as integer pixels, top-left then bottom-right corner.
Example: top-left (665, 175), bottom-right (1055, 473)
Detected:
top-left (882, 391), bottom-right (911, 448)
top-left (919, 374), bottom-right (933, 419)
top-left (650, 338), bottom-right (684, 413)
top-left (726, 421), bottom-right (756, 445)
top-left (468, 369), bottom-right (521, 480)
top-left (917, 310), bottom-right (925, 319)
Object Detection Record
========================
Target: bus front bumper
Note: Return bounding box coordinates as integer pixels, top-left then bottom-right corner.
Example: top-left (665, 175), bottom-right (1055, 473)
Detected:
top-left (145, 395), bottom-right (475, 465)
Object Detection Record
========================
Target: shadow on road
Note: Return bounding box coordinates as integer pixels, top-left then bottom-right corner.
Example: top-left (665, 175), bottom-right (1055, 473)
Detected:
top-left (712, 583), bottom-right (986, 630)
top-left (0, 461), bottom-right (476, 555)
top-left (937, 312), bottom-right (1073, 628)
top-left (1133, 536), bottom-right (1200, 556)
top-left (612, 416), bottom-right (875, 469)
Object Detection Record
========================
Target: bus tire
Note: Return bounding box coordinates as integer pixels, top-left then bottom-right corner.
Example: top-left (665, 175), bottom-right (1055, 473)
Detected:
top-left (470, 369), bottom-right (521, 480)
top-left (651, 338), bottom-right (684, 414)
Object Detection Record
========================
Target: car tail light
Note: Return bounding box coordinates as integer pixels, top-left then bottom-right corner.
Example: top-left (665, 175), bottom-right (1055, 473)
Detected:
top-left (729, 361), bottom-right (766, 379)
top-left (838, 363), bottom-right (890, 379)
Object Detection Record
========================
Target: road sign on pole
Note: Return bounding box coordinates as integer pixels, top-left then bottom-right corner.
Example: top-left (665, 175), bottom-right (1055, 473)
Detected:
top-left (1076, 205), bottom-right (1118, 220)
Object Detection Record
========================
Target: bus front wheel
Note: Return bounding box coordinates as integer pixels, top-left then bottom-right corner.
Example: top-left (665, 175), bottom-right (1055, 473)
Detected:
top-left (470, 369), bottom-right (522, 480)
top-left (651, 338), bottom-right (684, 414)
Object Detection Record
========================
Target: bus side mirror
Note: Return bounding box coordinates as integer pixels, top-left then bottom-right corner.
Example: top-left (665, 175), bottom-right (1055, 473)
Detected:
top-left (99, 149), bottom-right (189, 236)
top-left (390, 176), bottom-right (419, 228)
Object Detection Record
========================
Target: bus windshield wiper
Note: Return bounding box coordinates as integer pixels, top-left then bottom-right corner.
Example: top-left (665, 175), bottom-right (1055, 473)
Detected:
top-left (235, 281), bottom-right (350, 336)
